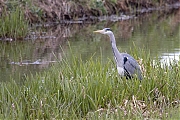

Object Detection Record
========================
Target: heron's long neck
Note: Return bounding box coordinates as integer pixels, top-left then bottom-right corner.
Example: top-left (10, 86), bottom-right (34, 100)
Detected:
top-left (108, 33), bottom-right (123, 66)
top-left (108, 33), bottom-right (120, 54)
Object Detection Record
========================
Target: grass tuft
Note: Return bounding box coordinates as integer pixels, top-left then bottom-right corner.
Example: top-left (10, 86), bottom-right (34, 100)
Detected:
top-left (0, 7), bottom-right (28, 39)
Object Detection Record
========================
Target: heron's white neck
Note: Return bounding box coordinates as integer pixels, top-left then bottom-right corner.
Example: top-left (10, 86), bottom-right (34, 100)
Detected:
top-left (108, 33), bottom-right (116, 44)
top-left (108, 32), bottom-right (119, 54)
top-left (108, 32), bottom-right (124, 67)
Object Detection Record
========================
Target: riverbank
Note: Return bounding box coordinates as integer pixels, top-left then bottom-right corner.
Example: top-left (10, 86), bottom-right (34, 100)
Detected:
top-left (0, 0), bottom-right (180, 23)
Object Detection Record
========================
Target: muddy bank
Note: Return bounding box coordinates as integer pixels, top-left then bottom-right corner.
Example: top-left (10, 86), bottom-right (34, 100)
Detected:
top-left (1, 0), bottom-right (180, 23)
top-left (30, 0), bottom-right (180, 23)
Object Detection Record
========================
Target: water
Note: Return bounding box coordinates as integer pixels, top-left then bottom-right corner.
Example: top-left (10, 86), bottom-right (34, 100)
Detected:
top-left (0, 8), bottom-right (179, 82)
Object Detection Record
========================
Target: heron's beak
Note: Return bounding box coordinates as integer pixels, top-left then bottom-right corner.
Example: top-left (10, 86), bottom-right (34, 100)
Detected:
top-left (93, 30), bottom-right (104, 33)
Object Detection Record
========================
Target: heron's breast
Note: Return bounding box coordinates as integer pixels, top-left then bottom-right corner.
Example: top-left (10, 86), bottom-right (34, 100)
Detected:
top-left (117, 67), bottom-right (124, 75)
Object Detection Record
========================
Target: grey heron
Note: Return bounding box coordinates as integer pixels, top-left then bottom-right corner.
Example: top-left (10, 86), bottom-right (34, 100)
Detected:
top-left (94, 28), bottom-right (143, 80)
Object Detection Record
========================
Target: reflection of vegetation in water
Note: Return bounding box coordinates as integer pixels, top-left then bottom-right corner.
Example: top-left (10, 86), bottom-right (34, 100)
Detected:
top-left (130, 10), bottom-right (180, 57)
top-left (0, 48), bottom-right (179, 119)
top-left (0, 7), bottom-right (28, 39)
top-left (0, 42), bottom-right (37, 83)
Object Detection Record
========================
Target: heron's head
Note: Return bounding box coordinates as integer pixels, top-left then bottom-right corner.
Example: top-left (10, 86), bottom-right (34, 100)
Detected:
top-left (94, 28), bottom-right (112, 35)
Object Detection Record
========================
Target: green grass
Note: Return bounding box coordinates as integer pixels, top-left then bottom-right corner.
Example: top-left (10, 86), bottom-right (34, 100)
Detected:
top-left (0, 47), bottom-right (179, 119)
top-left (0, 7), bottom-right (28, 39)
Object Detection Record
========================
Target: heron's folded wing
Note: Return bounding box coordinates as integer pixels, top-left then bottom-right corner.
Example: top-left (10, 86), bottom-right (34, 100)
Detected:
top-left (124, 57), bottom-right (140, 75)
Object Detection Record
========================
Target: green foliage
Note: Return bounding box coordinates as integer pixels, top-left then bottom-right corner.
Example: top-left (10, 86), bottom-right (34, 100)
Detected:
top-left (0, 7), bottom-right (28, 39)
top-left (0, 48), bottom-right (179, 119)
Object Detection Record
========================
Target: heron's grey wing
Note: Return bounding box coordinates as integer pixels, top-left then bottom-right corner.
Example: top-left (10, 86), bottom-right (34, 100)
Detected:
top-left (122, 54), bottom-right (142, 80)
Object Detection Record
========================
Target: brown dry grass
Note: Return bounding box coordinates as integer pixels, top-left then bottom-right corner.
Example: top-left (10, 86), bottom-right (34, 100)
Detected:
top-left (1, 0), bottom-right (179, 23)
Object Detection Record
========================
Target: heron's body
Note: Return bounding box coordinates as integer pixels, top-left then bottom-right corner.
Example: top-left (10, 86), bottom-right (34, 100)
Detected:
top-left (116, 53), bottom-right (142, 80)
top-left (94, 28), bottom-right (143, 80)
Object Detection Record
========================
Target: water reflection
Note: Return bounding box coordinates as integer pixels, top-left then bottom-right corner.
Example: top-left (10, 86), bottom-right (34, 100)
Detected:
top-left (0, 8), bottom-right (180, 82)
top-left (0, 24), bottom-right (83, 82)
top-left (160, 51), bottom-right (180, 66)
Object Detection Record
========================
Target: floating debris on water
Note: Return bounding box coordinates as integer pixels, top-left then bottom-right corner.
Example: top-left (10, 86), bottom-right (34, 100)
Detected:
top-left (10, 59), bottom-right (57, 66)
